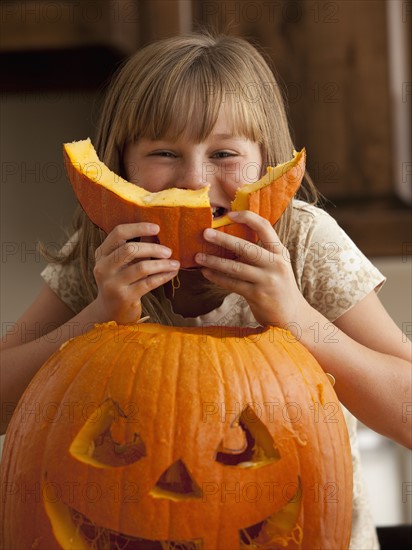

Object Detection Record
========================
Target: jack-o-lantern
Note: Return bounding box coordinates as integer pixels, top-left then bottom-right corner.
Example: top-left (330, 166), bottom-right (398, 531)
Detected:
top-left (1, 323), bottom-right (352, 549)
top-left (64, 139), bottom-right (306, 268)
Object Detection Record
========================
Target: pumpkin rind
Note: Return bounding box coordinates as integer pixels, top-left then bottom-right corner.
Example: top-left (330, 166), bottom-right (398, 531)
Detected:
top-left (1, 323), bottom-right (352, 550)
top-left (64, 139), bottom-right (306, 267)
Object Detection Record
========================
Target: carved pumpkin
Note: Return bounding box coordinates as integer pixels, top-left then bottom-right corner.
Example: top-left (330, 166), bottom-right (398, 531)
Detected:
top-left (1, 323), bottom-right (352, 549)
top-left (64, 139), bottom-right (306, 267)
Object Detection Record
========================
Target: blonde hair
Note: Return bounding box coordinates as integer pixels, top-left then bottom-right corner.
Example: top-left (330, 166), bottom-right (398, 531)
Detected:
top-left (57, 32), bottom-right (318, 323)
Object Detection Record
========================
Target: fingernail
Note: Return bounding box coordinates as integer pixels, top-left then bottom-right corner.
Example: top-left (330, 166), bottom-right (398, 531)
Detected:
top-left (148, 223), bottom-right (160, 232)
top-left (204, 228), bottom-right (216, 239)
top-left (228, 211), bottom-right (239, 218)
top-left (161, 247), bottom-right (172, 257)
top-left (170, 260), bottom-right (180, 268)
top-left (195, 253), bottom-right (206, 263)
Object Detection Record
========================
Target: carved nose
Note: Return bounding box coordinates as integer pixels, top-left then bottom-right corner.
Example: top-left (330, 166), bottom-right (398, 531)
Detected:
top-left (150, 459), bottom-right (202, 500)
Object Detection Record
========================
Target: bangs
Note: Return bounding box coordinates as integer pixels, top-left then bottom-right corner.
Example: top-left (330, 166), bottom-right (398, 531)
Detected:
top-left (101, 33), bottom-right (295, 178)
top-left (124, 58), bottom-right (265, 145)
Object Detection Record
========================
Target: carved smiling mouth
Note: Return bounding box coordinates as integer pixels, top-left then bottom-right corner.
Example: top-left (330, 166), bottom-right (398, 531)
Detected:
top-left (44, 492), bottom-right (302, 550)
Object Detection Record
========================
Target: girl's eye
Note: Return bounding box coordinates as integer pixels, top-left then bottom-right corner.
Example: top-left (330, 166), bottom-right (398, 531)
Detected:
top-left (150, 151), bottom-right (176, 158)
top-left (213, 151), bottom-right (236, 159)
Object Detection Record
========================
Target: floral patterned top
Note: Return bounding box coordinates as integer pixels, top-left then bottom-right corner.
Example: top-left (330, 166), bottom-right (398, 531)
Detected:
top-left (42, 200), bottom-right (385, 549)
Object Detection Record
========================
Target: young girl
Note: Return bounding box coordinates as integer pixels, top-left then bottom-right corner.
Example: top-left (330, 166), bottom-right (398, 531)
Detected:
top-left (1, 32), bottom-right (411, 548)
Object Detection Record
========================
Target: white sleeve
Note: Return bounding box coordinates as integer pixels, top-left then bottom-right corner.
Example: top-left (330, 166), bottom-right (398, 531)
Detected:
top-left (288, 202), bottom-right (386, 322)
top-left (40, 233), bottom-right (92, 314)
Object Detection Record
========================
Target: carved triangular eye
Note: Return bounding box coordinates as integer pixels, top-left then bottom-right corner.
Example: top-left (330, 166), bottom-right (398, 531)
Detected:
top-left (70, 398), bottom-right (146, 467)
top-left (150, 459), bottom-right (202, 500)
top-left (215, 406), bottom-right (280, 467)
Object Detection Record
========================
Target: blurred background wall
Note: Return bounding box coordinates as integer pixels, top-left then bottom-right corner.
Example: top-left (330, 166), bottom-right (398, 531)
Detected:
top-left (1, 0), bottom-right (411, 530)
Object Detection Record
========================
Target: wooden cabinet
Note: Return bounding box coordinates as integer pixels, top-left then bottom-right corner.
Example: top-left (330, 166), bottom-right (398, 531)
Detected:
top-left (0, 0), bottom-right (189, 91)
top-left (1, 1), bottom-right (140, 53)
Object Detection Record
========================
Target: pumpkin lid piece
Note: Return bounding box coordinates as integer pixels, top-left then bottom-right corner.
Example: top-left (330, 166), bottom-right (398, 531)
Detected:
top-left (64, 138), bottom-right (211, 210)
top-left (63, 139), bottom-right (306, 267)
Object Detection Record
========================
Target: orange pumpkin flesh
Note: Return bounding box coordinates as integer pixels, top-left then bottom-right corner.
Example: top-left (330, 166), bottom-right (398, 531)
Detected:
top-left (1, 323), bottom-right (352, 550)
top-left (64, 139), bottom-right (306, 267)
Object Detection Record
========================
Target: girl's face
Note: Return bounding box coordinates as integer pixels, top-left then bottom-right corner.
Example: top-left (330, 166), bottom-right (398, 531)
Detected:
top-left (123, 109), bottom-right (262, 220)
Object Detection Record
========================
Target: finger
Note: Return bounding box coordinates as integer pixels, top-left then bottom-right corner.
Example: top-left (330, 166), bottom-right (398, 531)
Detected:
top-left (195, 252), bottom-right (258, 282)
top-left (109, 241), bottom-right (173, 268)
top-left (201, 267), bottom-right (253, 296)
top-left (134, 270), bottom-right (180, 295)
top-left (203, 227), bottom-right (273, 267)
top-left (94, 242), bottom-right (172, 280)
top-left (97, 223), bottom-right (160, 257)
top-left (228, 211), bottom-right (283, 253)
top-left (120, 258), bottom-right (180, 286)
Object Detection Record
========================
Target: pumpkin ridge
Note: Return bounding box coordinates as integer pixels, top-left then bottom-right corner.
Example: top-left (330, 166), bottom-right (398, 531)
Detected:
top-left (128, 328), bottom-right (164, 535)
top-left (277, 338), bottom-right (325, 542)
top-left (215, 337), bottom-right (235, 546)
top-left (248, 329), bottom-right (289, 409)
top-left (245, 336), bottom-right (277, 406)
top-left (252, 333), bottom-right (317, 546)
top-left (163, 331), bottom-right (184, 534)
top-left (326, 403), bottom-right (352, 548)
top-left (109, 332), bottom-right (144, 536)
top-left (277, 335), bottom-right (351, 548)
top-left (203, 334), bottom-right (230, 546)
top-left (275, 336), bottom-right (314, 390)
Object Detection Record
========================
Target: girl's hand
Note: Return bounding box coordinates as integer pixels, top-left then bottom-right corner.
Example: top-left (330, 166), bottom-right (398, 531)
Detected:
top-left (195, 211), bottom-right (313, 329)
top-left (92, 223), bottom-right (180, 324)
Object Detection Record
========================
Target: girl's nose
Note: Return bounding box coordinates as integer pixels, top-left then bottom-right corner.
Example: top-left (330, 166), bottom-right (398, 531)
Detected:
top-left (175, 162), bottom-right (212, 190)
